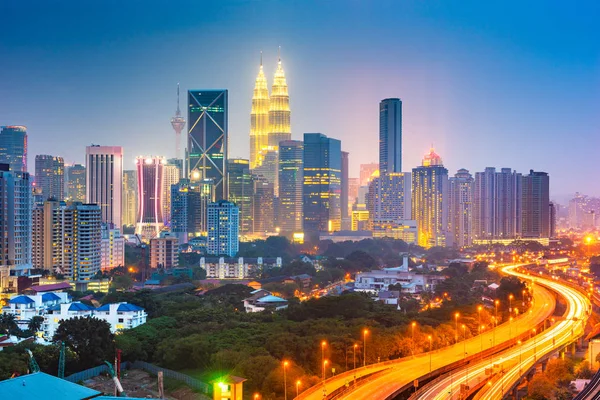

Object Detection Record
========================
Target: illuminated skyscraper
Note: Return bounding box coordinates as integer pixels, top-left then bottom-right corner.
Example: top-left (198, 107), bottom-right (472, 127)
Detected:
top-left (227, 159), bottom-right (253, 235)
top-left (278, 140), bottom-right (303, 235)
top-left (412, 148), bottom-right (448, 248)
top-left (359, 163), bottom-right (379, 187)
top-left (268, 50), bottom-right (291, 149)
top-left (341, 151), bottom-right (350, 229)
top-left (448, 169), bottom-right (474, 247)
top-left (122, 170), bottom-right (137, 228)
top-left (86, 145), bottom-right (123, 229)
top-left (207, 200), bottom-right (239, 257)
top-left (0, 126), bottom-right (27, 172)
top-left (250, 54), bottom-right (271, 169)
top-left (35, 155), bottom-right (65, 201)
top-left (521, 170), bottom-right (550, 238)
top-left (303, 133), bottom-right (342, 235)
top-left (171, 178), bottom-right (214, 243)
top-left (170, 84), bottom-right (186, 160)
top-left (65, 164), bottom-right (86, 202)
top-left (188, 90), bottom-right (228, 200)
top-left (252, 177), bottom-right (275, 236)
top-left (379, 98), bottom-right (402, 173)
top-left (162, 162), bottom-right (181, 226)
top-left (252, 148), bottom-right (278, 196)
top-left (367, 172), bottom-right (412, 224)
top-left (135, 157), bottom-right (165, 239)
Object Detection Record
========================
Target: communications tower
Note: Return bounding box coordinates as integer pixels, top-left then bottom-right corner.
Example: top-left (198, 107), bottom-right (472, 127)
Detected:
top-left (170, 83), bottom-right (186, 159)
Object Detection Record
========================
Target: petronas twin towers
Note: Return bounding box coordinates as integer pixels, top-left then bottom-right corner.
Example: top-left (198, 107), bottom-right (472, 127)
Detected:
top-left (250, 51), bottom-right (291, 169)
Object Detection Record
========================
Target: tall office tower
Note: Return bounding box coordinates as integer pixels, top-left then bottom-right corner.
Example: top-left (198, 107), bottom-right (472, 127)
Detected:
top-left (253, 177), bottom-right (275, 235)
top-left (367, 172), bottom-right (412, 225)
top-left (0, 164), bottom-right (32, 268)
top-left (250, 54), bottom-right (271, 169)
top-left (122, 170), bottom-right (137, 228)
top-left (412, 149), bottom-right (448, 248)
top-left (549, 202), bottom-right (557, 238)
top-left (0, 125), bottom-right (27, 172)
top-left (379, 98), bottom-right (402, 174)
top-left (303, 133), bottom-right (342, 235)
top-left (341, 151), bottom-right (350, 229)
top-left (268, 51), bottom-right (291, 149)
top-left (162, 162), bottom-right (181, 226)
top-left (171, 178), bottom-right (215, 242)
top-left (86, 145), bottom-right (123, 229)
top-left (278, 140), bottom-right (303, 235)
top-left (170, 84), bottom-right (186, 160)
top-left (521, 170), bottom-right (550, 238)
top-left (227, 159), bottom-right (253, 235)
top-left (188, 89), bottom-right (228, 200)
top-left (35, 155), bottom-right (65, 200)
top-left (207, 200), bottom-right (239, 257)
top-left (65, 164), bottom-right (86, 202)
top-left (448, 169), bottom-right (474, 247)
top-left (252, 148), bottom-right (279, 196)
top-left (360, 163), bottom-right (379, 187)
top-left (100, 223), bottom-right (125, 270)
top-left (473, 167), bottom-right (522, 240)
top-left (135, 156), bottom-right (165, 239)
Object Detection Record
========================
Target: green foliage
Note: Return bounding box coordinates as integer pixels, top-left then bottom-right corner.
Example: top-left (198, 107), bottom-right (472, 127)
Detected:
top-left (27, 316), bottom-right (44, 334)
top-left (111, 274), bottom-right (133, 290)
top-left (155, 334), bottom-right (211, 370)
top-left (527, 374), bottom-right (555, 400)
top-left (53, 316), bottom-right (114, 370)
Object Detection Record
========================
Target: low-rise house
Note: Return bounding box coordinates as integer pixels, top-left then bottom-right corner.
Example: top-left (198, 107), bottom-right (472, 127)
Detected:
top-left (354, 267), bottom-right (444, 294)
top-left (202, 257), bottom-right (283, 279)
top-left (243, 289), bottom-right (288, 313)
top-left (2, 292), bottom-right (71, 330)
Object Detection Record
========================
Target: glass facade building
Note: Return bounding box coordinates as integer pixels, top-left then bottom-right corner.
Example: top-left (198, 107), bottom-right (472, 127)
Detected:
top-left (35, 154), bottom-right (65, 201)
top-left (0, 125), bottom-right (27, 172)
top-left (379, 98), bottom-right (402, 174)
top-left (227, 159), bottom-right (254, 235)
top-left (278, 140), bottom-right (303, 235)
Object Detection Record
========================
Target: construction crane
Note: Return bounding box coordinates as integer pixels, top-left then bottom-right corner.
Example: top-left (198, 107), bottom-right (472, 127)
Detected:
top-left (25, 349), bottom-right (40, 373)
top-left (58, 342), bottom-right (65, 379)
top-left (104, 361), bottom-right (126, 396)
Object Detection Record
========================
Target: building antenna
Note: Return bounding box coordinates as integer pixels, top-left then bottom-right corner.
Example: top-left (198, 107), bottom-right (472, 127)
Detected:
top-left (260, 51), bottom-right (263, 67)
top-left (278, 46), bottom-right (281, 62)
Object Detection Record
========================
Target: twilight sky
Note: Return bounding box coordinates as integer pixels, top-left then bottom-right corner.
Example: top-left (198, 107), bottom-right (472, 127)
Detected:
top-left (1, 0), bottom-right (599, 199)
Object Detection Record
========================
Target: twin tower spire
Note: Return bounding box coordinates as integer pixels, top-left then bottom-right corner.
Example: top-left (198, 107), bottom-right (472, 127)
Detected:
top-left (250, 49), bottom-right (291, 169)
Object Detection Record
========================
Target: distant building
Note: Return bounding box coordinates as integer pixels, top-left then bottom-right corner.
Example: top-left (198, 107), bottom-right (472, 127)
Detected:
top-left (201, 256), bottom-right (282, 279)
top-left (367, 171), bottom-right (412, 231)
top-left (0, 125), bottom-right (27, 172)
top-left (354, 267), bottom-right (444, 294)
top-left (2, 292), bottom-right (70, 331)
top-left (379, 98), bottom-right (402, 173)
top-left (359, 163), bottom-right (379, 187)
top-left (319, 230), bottom-right (373, 243)
top-left (207, 200), bottom-right (239, 257)
top-left (522, 170), bottom-right (550, 238)
top-left (448, 169), bottom-right (474, 247)
top-left (243, 289), bottom-right (288, 313)
top-left (371, 220), bottom-right (418, 244)
top-left (122, 170), bottom-right (137, 228)
top-left (162, 162), bottom-right (181, 226)
top-left (250, 57), bottom-right (270, 170)
top-left (268, 54), bottom-right (292, 149)
top-left (135, 156), bottom-right (165, 240)
top-left (65, 164), bottom-right (86, 202)
top-left (228, 159), bottom-right (254, 235)
top-left (35, 155), bottom-right (65, 201)
top-left (100, 224), bottom-right (125, 270)
top-left (341, 151), bottom-right (350, 229)
top-left (171, 178), bottom-right (215, 243)
top-left (351, 205), bottom-right (371, 231)
top-left (253, 148), bottom-right (279, 197)
top-left (150, 232), bottom-right (179, 269)
top-left (252, 177), bottom-right (275, 236)
top-left (278, 140), bottom-right (303, 235)
top-left (86, 145), bottom-right (123, 228)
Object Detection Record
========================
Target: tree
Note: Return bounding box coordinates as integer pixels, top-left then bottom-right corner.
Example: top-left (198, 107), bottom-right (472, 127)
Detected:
top-left (111, 274), bottom-right (133, 290)
top-left (527, 374), bottom-right (555, 400)
top-left (28, 316), bottom-right (44, 334)
top-left (345, 250), bottom-right (378, 271)
top-left (0, 314), bottom-right (20, 336)
top-left (53, 316), bottom-right (114, 370)
top-left (545, 358), bottom-right (574, 386)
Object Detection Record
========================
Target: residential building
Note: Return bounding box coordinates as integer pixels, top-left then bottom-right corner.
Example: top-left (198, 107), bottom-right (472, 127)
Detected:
top-left (522, 170), bottom-right (550, 238)
top-left (412, 148), bottom-right (448, 248)
top-left (135, 156), bottom-right (165, 240)
top-left (278, 140), bottom-right (303, 235)
top-left (100, 224), bottom-right (125, 270)
top-left (303, 133), bottom-right (342, 235)
top-left (351, 205), bottom-right (371, 231)
top-left (371, 220), bottom-right (418, 244)
top-left (250, 56), bottom-right (271, 169)
top-left (35, 155), bottom-right (65, 201)
top-left (150, 232), bottom-right (179, 269)
top-left (122, 170), bottom-right (137, 228)
top-left (207, 200), bottom-right (239, 257)
top-left (201, 256), bottom-right (282, 279)
top-left (367, 172), bottom-right (412, 230)
top-left (171, 178), bottom-right (215, 242)
top-left (0, 125), bottom-right (27, 172)
top-left (188, 89), bottom-right (228, 200)
top-left (354, 268), bottom-right (444, 294)
top-left (448, 169), bottom-right (474, 247)
top-left (227, 159), bottom-right (253, 235)
top-left (379, 98), bottom-right (402, 173)
top-left (65, 164), bottom-right (86, 202)
top-left (2, 292), bottom-right (70, 330)
top-left (243, 289), bottom-right (288, 313)
top-left (549, 202), bottom-right (557, 238)
top-left (86, 145), bottom-right (123, 228)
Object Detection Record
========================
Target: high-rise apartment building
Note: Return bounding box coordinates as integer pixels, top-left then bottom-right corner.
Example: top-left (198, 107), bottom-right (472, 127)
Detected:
top-left (207, 200), bottom-right (239, 257)
top-left (100, 223), bottom-right (125, 270)
top-left (367, 172), bottom-right (412, 224)
top-left (250, 56), bottom-right (271, 169)
top-left (341, 151), bottom-right (350, 229)
top-left (521, 170), bottom-right (550, 238)
top-left (35, 155), bottom-right (65, 201)
top-left (65, 164), bottom-right (86, 202)
top-left (268, 53), bottom-right (291, 149)
top-left (122, 170), bottom-right (137, 228)
top-left (253, 177), bottom-right (275, 236)
top-left (303, 133), bottom-right (342, 235)
top-left (549, 202), bottom-right (557, 238)
top-left (448, 169), bottom-right (474, 247)
top-left (150, 232), bottom-right (179, 269)
top-left (0, 126), bottom-right (27, 172)
top-left (278, 140), bottom-right (303, 235)
top-left (162, 162), bottom-right (181, 226)
top-left (348, 178), bottom-right (359, 207)
top-left (412, 149), bottom-right (448, 248)
top-left (188, 90), bottom-right (228, 200)
top-left (252, 149), bottom-right (279, 196)
top-left (379, 98), bottom-right (402, 174)
top-left (227, 159), bottom-right (253, 235)
top-left (473, 167), bottom-right (522, 241)
top-left (135, 157), bottom-right (165, 239)
top-left (86, 145), bottom-right (123, 229)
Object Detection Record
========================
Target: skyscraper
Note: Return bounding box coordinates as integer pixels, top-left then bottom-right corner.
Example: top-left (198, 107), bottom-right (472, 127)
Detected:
top-left (135, 156), bottom-right (165, 239)
top-left (0, 125), bottom-right (27, 172)
top-left (448, 169), bottom-right (474, 247)
top-left (207, 200), bottom-right (239, 257)
top-left (35, 155), bottom-right (65, 200)
top-left (162, 162), bottom-right (181, 226)
top-left (278, 140), bottom-right (303, 235)
top-left (86, 145), bottom-right (123, 229)
top-left (253, 176), bottom-right (275, 235)
top-left (122, 170), bottom-right (137, 228)
top-left (65, 164), bottom-right (86, 202)
top-left (170, 84), bottom-right (186, 160)
top-left (412, 149), bottom-right (448, 248)
top-left (227, 159), bottom-right (254, 235)
top-left (341, 151), bottom-right (350, 229)
top-left (379, 98), bottom-right (402, 174)
top-left (250, 54), bottom-right (271, 169)
top-left (367, 172), bottom-right (412, 225)
top-left (252, 149), bottom-right (279, 196)
top-left (303, 133), bottom-right (342, 235)
top-left (268, 51), bottom-right (291, 149)
top-left (521, 170), bottom-right (550, 238)
top-left (359, 163), bottom-right (379, 187)
top-left (188, 89), bottom-right (228, 200)
top-left (171, 178), bottom-right (214, 243)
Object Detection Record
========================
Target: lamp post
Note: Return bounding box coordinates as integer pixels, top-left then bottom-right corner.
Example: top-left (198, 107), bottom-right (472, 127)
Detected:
top-left (283, 361), bottom-right (289, 400)
top-left (321, 341), bottom-right (327, 378)
top-left (454, 313), bottom-right (460, 344)
top-left (428, 335), bottom-right (432, 373)
top-left (411, 321), bottom-right (417, 356)
top-left (353, 344), bottom-right (357, 370)
top-left (494, 300), bottom-right (499, 346)
top-left (296, 380), bottom-right (301, 398)
top-left (363, 329), bottom-right (369, 367)
top-left (254, 394), bottom-right (260, 400)
top-left (323, 360), bottom-right (329, 380)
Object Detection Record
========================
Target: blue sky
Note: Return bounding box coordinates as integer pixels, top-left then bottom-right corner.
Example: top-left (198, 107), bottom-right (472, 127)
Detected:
top-left (1, 0), bottom-right (599, 199)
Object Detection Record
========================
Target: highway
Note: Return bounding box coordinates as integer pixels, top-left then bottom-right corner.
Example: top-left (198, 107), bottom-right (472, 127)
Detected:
top-left (295, 271), bottom-right (556, 400)
top-left (413, 264), bottom-right (591, 400)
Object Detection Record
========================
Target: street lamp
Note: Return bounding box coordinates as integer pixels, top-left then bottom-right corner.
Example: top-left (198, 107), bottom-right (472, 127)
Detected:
top-left (509, 294), bottom-right (514, 312)
top-left (428, 335), bottom-right (433, 373)
top-left (411, 321), bottom-right (417, 356)
top-left (321, 340), bottom-right (327, 377)
top-left (296, 380), bottom-right (301, 398)
top-left (353, 344), bottom-right (357, 370)
top-left (323, 360), bottom-right (329, 380)
top-left (254, 394), bottom-right (260, 400)
top-left (283, 361), bottom-right (289, 400)
top-left (454, 312), bottom-right (460, 344)
top-left (363, 329), bottom-right (369, 367)
top-left (494, 300), bottom-right (500, 346)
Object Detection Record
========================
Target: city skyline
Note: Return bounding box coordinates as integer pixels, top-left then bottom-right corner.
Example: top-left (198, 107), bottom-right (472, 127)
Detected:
top-left (1, 1), bottom-right (599, 198)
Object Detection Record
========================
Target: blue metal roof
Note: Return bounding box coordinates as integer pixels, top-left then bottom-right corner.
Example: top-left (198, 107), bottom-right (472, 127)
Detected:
top-left (117, 303), bottom-right (144, 312)
top-left (41, 293), bottom-right (61, 302)
top-left (95, 304), bottom-right (110, 311)
top-left (257, 295), bottom-right (288, 303)
top-left (0, 372), bottom-right (101, 400)
top-left (9, 295), bottom-right (34, 304)
top-left (68, 302), bottom-right (94, 311)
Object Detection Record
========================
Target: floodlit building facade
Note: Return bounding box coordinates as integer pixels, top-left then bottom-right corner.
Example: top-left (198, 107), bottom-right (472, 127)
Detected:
top-left (250, 56), bottom-right (270, 169)
top-left (268, 53), bottom-right (291, 149)
top-left (122, 170), bottom-right (137, 228)
top-left (86, 145), bottom-right (123, 229)
top-left (0, 125), bottom-right (27, 172)
top-left (135, 156), bottom-right (165, 239)
top-left (65, 164), bottom-right (86, 202)
top-left (35, 155), bottom-right (64, 201)
top-left (278, 140), bottom-right (303, 235)
top-left (227, 159), bottom-right (254, 235)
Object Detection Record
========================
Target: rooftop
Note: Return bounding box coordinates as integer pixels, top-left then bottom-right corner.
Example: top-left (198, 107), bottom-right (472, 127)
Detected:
top-left (28, 282), bottom-right (72, 293)
top-left (0, 372), bottom-right (100, 400)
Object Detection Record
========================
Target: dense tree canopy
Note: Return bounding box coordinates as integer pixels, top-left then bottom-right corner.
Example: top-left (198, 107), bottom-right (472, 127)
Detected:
top-left (53, 316), bottom-right (114, 370)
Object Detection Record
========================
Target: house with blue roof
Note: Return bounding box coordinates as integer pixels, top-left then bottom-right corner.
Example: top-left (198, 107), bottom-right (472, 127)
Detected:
top-left (243, 289), bottom-right (288, 313)
top-left (2, 291), bottom-right (71, 331)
